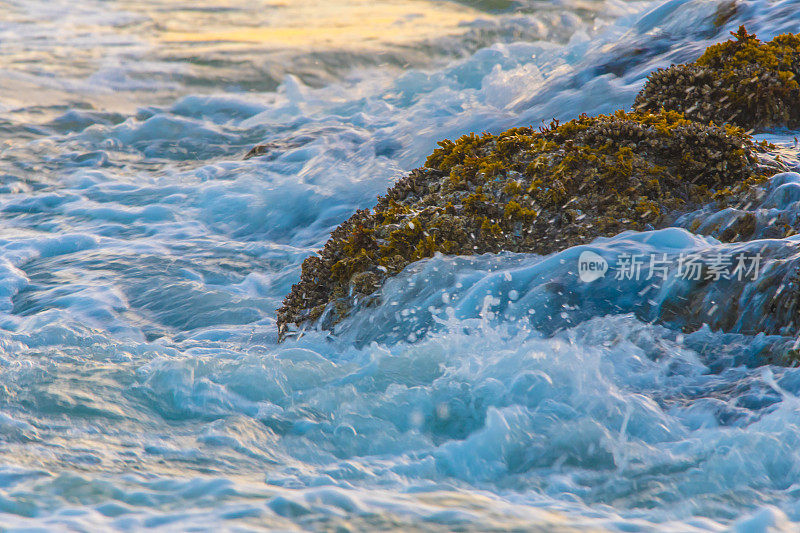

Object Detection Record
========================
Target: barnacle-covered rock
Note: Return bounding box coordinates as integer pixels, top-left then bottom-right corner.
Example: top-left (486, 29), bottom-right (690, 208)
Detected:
top-left (634, 27), bottom-right (800, 130)
top-left (277, 109), bottom-right (773, 335)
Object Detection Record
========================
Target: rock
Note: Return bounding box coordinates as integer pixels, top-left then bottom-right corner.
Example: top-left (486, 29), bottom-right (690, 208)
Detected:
top-left (244, 138), bottom-right (313, 160)
top-left (277, 109), bottom-right (776, 336)
top-left (634, 27), bottom-right (800, 130)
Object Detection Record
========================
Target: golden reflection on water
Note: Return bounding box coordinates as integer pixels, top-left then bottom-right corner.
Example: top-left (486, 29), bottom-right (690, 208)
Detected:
top-left (157, 0), bottom-right (481, 49)
top-left (0, 0), bottom-right (489, 113)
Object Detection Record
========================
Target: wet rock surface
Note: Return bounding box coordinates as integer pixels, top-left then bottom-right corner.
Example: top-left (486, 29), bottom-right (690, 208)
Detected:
top-left (277, 110), bottom-right (779, 335)
top-left (634, 27), bottom-right (800, 130)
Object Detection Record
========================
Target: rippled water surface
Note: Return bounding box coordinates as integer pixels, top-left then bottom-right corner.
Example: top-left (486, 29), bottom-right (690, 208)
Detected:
top-left (3, 0), bottom-right (800, 530)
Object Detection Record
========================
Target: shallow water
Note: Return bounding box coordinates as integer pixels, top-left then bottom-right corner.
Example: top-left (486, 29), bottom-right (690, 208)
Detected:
top-left (2, 0), bottom-right (800, 530)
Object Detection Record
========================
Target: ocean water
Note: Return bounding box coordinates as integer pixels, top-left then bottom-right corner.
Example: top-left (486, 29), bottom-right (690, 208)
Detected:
top-left (2, 0), bottom-right (800, 530)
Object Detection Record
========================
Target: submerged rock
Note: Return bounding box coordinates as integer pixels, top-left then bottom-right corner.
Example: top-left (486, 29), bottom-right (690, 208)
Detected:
top-left (277, 109), bottom-right (776, 335)
top-left (634, 27), bottom-right (800, 130)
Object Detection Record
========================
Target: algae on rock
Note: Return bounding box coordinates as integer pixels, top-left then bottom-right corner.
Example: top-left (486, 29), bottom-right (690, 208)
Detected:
top-left (634, 27), bottom-right (800, 130)
top-left (277, 109), bottom-right (770, 335)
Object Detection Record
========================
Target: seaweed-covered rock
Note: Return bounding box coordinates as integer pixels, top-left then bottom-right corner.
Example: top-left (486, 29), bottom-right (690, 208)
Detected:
top-left (634, 27), bottom-right (800, 130)
top-left (277, 109), bottom-right (772, 335)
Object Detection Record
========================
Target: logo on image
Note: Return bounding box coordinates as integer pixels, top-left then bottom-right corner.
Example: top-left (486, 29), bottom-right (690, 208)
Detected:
top-left (578, 250), bottom-right (608, 282)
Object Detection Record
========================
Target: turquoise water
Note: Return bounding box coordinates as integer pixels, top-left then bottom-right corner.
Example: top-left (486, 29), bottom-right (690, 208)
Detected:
top-left (1, 0), bottom-right (800, 530)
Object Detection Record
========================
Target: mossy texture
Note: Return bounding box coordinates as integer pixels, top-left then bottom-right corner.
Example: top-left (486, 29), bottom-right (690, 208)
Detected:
top-left (634, 27), bottom-right (800, 130)
top-left (277, 110), bottom-right (768, 335)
